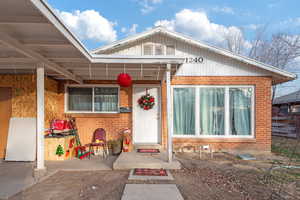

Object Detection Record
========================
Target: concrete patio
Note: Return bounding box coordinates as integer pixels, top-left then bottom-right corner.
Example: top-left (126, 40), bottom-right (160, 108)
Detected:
top-left (113, 151), bottom-right (181, 170)
top-left (0, 156), bottom-right (115, 199)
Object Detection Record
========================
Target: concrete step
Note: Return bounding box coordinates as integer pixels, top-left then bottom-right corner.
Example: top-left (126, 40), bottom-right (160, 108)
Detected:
top-left (134, 144), bottom-right (162, 151)
top-left (113, 152), bottom-right (181, 170)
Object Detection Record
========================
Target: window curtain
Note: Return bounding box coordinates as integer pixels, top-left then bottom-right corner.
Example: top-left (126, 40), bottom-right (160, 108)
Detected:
top-left (94, 88), bottom-right (118, 112)
top-left (199, 88), bottom-right (225, 135)
top-left (68, 88), bottom-right (92, 111)
top-left (173, 88), bottom-right (195, 135)
top-left (230, 88), bottom-right (252, 135)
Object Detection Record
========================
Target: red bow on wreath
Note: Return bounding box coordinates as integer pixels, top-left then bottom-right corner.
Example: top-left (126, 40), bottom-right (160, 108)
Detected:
top-left (138, 89), bottom-right (155, 110)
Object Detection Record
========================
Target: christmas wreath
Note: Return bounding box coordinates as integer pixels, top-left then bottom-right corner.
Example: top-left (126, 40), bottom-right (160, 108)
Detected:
top-left (138, 93), bottom-right (155, 110)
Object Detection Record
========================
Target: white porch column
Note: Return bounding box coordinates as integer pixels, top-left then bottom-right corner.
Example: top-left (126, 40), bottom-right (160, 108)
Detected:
top-left (166, 63), bottom-right (173, 162)
top-left (36, 63), bottom-right (45, 169)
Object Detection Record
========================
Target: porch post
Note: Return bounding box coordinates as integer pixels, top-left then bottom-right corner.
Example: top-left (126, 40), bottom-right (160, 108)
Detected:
top-left (166, 63), bottom-right (173, 162)
top-left (36, 63), bottom-right (45, 169)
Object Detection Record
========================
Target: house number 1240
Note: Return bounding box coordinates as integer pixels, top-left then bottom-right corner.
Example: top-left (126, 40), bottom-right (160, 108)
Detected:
top-left (185, 57), bottom-right (204, 63)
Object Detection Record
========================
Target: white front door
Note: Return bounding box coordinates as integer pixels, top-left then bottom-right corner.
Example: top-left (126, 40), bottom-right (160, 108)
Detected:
top-left (133, 85), bottom-right (160, 144)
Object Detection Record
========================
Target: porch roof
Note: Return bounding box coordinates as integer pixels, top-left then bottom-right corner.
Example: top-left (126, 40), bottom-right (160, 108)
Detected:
top-left (0, 0), bottom-right (183, 82)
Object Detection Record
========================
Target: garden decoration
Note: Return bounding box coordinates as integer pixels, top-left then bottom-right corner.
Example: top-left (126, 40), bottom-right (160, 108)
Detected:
top-left (117, 73), bottom-right (132, 87)
top-left (55, 145), bottom-right (64, 157)
top-left (138, 88), bottom-right (155, 110)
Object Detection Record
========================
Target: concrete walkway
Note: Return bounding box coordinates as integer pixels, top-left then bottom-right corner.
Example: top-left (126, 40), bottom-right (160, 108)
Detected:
top-left (121, 184), bottom-right (184, 200)
top-left (113, 151), bottom-right (181, 169)
top-left (0, 155), bottom-right (116, 199)
top-left (0, 161), bottom-right (35, 200)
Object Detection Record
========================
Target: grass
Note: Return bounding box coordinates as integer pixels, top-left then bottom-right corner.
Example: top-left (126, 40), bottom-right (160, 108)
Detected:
top-left (271, 136), bottom-right (300, 162)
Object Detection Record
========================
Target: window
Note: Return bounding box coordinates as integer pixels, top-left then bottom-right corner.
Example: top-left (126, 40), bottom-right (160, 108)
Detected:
top-left (199, 88), bottom-right (225, 135)
top-left (143, 44), bottom-right (153, 55)
top-left (173, 86), bottom-right (254, 138)
top-left (173, 88), bottom-right (196, 135)
top-left (166, 45), bottom-right (175, 55)
top-left (155, 44), bottom-right (164, 55)
top-left (67, 86), bottom-right (119, 113)
top-left (229, 88), bottom-right (252, 136)
top-left (291, 105), bottom-right (300, 113)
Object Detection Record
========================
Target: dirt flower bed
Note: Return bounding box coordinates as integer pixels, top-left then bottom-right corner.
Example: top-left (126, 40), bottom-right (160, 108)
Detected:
top-left (10, 152), bottom-right (299, 200)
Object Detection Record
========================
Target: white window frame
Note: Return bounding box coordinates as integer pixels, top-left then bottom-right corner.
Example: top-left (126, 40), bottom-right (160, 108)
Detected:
top-left (171, 85), bottom-right (255, 139)
top-left (166, 44), bottom-right (176, 56)
top-left (143, 43), bottom-right (154, 56)
top-left (65, 84), bottom-right (120, 114)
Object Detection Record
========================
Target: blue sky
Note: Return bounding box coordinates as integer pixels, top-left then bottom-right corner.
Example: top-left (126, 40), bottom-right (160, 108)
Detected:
top-left (47, 0), bottom-right (300, 96)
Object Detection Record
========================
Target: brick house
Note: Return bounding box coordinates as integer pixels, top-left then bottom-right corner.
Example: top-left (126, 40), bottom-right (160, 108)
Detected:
top-left (0, 0), bottom-right (296, 170)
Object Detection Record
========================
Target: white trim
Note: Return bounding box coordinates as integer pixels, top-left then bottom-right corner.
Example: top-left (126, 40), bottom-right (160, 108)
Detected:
top-left (64, 84), bottom-right (120, 114)
top-left (36, 64), bottom-right (45, 169)
top-left (132, 84), bottom-right (162, 145)
top-left (171, 85), bottom-right (255, 139)
top-left (166, 64), bottom-right (173, 162)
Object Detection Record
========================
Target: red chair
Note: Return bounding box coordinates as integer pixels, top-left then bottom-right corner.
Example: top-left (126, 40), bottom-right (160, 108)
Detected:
top-left (86, 128), bottom-right (108, 159)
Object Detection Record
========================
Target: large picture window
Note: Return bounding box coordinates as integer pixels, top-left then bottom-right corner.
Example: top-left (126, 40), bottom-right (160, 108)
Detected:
top-left (67, 86), bottom-right (119, 113)
top-left (173, 86), bottom-right (254, 138)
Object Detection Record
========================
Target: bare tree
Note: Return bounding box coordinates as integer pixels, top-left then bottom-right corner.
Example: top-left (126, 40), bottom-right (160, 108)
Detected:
top-left (223, 28), bottom-right (300, 100)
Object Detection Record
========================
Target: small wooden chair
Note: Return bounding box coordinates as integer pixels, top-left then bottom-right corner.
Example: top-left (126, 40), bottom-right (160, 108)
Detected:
top-left (199, 144), bottom-right (214, 159)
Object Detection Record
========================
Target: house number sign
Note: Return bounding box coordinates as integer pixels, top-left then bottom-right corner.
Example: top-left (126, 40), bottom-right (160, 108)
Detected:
top-left (185, 57), bottom-right (204, 64)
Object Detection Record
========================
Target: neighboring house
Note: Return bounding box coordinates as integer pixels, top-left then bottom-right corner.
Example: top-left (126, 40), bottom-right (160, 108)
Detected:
top-left (0, 0), bottom-right (296, 170)
top-left (273, 90), bottom-right (300, 116)
top-left (272, 90), bottom-right (300, 138)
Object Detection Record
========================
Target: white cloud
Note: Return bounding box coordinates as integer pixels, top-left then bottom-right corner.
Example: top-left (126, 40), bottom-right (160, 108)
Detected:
top-left (279, 17), bottom-right (300, 28)
top-left (139, 0), bottom-right (163, 14)
top-left (154, 9), bottom-right (249, 48)
top-left (57, 9), bottom-right (117, 43)
top-left (211, 6), bottom-right (235, 15)
top-left (121, 24), bottom-right (139, 36)
top-left (244, 24), bottom-right (262, 30)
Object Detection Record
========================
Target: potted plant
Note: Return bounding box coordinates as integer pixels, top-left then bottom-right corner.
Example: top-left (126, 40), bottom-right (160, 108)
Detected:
top-left (108, 139), bottom-right (122, 155)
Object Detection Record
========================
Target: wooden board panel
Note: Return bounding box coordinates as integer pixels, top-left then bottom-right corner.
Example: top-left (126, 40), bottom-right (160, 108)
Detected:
top-left (0, 87), bottom-right (12, 158)
top-left (5, 118), bottom-right (36, 161)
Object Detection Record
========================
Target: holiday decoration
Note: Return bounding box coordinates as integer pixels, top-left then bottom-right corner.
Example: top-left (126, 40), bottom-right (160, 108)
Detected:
top-left (117, 73), bottom-right (132, 87)
top-left (55, 145), bottom-right (64, 157)
top-left (138, 89), bottom-right (155, 110)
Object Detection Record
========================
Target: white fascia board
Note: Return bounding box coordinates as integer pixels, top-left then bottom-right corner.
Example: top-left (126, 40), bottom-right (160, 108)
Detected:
top-left (91, 55), bottom-right (185, 64)
top-left (31, 0), bottom-right (92, 61)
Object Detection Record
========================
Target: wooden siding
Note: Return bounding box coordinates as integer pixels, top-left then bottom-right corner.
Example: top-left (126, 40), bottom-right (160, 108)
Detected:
top-left (101, 33), bottom-right (273, 77)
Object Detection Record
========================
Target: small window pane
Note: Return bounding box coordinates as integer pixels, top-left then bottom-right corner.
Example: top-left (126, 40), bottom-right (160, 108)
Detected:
top-left (68, 87), bottom-right (92, 111)
top-left (230, 88), bottom-right (252, 136)
top-left (155, 44), bottom-right (164, 55)
top-left (199, 88), bottom-right (225, 135)
top-left (143, 44), bottom-right (153, 55)
top-left (94, 87), bottom-right (118, 112)
top-left (166, 45), bottom-right (175, 55)
top-left (173, 88), bottom-right (195, 135)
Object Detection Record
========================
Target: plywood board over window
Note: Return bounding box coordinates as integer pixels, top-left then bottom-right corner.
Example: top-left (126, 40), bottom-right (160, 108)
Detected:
top-left (0, 87), bottom-right (12, 158)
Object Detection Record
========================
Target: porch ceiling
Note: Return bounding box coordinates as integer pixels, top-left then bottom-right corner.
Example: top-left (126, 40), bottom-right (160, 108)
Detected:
top-left (0, 0), bottom-right (183, 82)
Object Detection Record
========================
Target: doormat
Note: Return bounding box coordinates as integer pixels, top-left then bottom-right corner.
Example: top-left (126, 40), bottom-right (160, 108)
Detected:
top-left (133, 168), bottom-right (168, 176)
top-left (137, 149), bottom-right (160, 153)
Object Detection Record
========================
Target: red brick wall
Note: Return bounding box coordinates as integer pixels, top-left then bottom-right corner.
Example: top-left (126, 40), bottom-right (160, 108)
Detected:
top-left (59, 80), bottom-right (160, 146)
top-left (161, 76), bottom-right (272, 153)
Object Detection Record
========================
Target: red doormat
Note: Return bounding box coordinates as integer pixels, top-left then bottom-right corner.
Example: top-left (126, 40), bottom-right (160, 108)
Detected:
top-left (137, 149), bottom-right (160, 153)
top-left (133, 168), bottom-right (168, 176)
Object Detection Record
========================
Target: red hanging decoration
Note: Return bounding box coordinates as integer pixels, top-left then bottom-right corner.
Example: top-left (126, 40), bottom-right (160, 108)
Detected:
top-left (117, 73), bottom-right (132, 87)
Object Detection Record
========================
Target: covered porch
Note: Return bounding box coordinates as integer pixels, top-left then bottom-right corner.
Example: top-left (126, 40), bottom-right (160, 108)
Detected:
top-left (0, 0), bottom-right (183, 174)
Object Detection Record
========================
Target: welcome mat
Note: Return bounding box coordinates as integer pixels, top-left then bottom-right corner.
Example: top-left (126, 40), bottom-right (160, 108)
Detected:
top-left (137, 149), bottom-right (160, 153)
top-left (133, 168), bottom-right (168, 176)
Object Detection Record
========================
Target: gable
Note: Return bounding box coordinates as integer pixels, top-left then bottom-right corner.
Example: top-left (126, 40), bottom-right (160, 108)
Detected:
top-left (92, 27), bottom-right (296, 83)
top-left (95, 33), bottom-right (275, 78)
